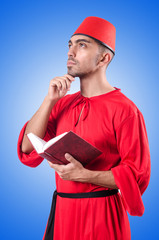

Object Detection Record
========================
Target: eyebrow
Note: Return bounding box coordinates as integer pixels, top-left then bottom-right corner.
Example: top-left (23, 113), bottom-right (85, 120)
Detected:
top-left (68, 39), bottom-right (92, 45)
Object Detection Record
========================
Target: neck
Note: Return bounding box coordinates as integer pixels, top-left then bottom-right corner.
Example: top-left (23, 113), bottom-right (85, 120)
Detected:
top-left (79, 70), bottom-right (115, 98)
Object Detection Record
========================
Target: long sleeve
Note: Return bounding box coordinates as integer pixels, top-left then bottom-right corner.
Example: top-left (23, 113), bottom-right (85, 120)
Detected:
top-left (111, 111), bottom-right (151, 216)
top-left (17, 107), bottom-right (57, 168)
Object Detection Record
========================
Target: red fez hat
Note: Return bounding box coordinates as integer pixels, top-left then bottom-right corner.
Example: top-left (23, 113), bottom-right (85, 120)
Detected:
top-left (72, 16), bottom-right (116, 54)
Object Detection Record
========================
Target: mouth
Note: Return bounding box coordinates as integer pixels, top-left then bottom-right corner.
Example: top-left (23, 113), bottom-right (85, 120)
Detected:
top-left (67, 60), bottom-right (76, 66)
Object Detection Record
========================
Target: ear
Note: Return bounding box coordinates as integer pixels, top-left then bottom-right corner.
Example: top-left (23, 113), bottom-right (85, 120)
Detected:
top-left (98, 52), bottom-right (111, 67)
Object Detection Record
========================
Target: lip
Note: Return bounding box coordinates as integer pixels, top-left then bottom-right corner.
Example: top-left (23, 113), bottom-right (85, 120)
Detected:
top-left (67, 60), bottom-right (76, 66)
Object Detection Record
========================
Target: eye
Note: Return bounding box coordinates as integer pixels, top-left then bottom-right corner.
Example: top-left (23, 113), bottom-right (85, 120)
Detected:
top-left (79, 43), bottom-right (86, 47)
top-left (68, 44), bottom-right (72, 49)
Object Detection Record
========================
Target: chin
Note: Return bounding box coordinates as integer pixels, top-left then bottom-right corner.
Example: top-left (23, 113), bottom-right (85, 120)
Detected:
top-left (67, 70), bottom-right (77, 78)
top-left (67, 68), bottom-right (86, 78)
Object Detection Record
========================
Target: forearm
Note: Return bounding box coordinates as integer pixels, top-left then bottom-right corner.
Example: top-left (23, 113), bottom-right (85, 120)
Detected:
top-left (48, 153), bottom-right (118, 189)
top-left (81, 169), bottom-right (118, 189)
top-left (21, 74), bottom-right (75, 154)
top-left (21, 96), bottom-right (57, 153)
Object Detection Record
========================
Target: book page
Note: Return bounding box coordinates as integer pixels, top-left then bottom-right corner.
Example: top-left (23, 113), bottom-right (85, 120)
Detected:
top-left (27, 133), bottom-right (46, 154)
top-left (43, 132), bottom-right (68, 151)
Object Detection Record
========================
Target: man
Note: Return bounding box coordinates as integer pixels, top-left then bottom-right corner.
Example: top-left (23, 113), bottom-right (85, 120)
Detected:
top-left (17, 17), bottom-right (151, 240)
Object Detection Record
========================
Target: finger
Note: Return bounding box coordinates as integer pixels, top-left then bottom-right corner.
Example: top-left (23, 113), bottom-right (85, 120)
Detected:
top-left (60, 76), bottom-right (71, 83)
top-left (53, 79), bottom-right (67, 93)
top-left (54, 78), bottom-right (65, 91)
top-left (63, 74), bottom-right (75, 82)
top-left (59, 77), bottom-right (72, 91)
top-left (55, 77), bottom-right (71, 92)
top-left (50, 79), bottom-right (62, 91)
top-left (47, 160), bottom-right (65, 172)
top-left (47, 160), bottom-right (57, 169)
top-left (50, 76), bottom-right (73, 92)
top-left (59, 78), bottom-right (70, 91)
top-left (47, 160), bottom-right (57, 168)
top-left (63, 78), bottom-right (71, 90)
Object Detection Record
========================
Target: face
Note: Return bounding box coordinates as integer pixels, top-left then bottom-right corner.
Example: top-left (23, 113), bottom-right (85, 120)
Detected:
top-left (67, 35), bottom-right (101, 77)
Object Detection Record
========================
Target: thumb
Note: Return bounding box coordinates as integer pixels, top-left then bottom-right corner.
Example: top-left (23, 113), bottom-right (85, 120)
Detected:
top-left (65, 153), bottom-right (75, 162)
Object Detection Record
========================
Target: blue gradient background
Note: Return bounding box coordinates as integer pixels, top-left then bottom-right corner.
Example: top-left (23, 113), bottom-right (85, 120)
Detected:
top-left (0, 0), bottom-right (158, 239)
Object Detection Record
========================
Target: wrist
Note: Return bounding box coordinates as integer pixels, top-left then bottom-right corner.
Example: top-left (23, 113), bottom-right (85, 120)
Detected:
top-left (45, 95), bottom-right (58, 108)
top-left (80, 168), bottom-right (95, 183)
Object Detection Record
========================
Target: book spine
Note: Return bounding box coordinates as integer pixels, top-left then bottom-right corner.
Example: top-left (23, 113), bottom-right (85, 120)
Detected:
top-left (40, 152), bottom-right (66, 165)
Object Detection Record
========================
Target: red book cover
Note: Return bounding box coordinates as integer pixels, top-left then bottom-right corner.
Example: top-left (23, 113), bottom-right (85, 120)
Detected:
top-left (28, 131), bottom-right (102, 165)
top-left (45, 131), bottom-right (102, 165)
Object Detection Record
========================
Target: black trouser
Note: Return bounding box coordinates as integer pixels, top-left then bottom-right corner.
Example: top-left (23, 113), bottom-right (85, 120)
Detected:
top-left (44, 189), bottom-right (118, 240)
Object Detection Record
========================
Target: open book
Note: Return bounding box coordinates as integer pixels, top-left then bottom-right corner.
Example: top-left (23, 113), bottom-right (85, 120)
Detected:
top-left (27, 131), bottom-right (102, 165)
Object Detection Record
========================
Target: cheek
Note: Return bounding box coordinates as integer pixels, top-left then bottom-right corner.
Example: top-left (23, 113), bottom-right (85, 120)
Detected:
top-left (86, 57), bottom-right (97, 68)
top-left (79, 55), bottom-right (97, 68)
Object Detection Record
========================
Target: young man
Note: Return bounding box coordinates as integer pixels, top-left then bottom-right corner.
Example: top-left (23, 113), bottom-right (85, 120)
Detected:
top-left (17, 17), bottom-right (151, 240)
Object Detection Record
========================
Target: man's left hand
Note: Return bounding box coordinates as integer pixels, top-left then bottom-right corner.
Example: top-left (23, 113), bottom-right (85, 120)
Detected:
top-left (47, 153), bottom-right (87, 182)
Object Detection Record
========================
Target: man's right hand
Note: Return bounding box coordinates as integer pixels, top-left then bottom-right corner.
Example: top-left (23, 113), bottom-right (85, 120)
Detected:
top-left (48, 74), bottom-right (75, 102)
top-left (21, 74), bottom-right (75, 153)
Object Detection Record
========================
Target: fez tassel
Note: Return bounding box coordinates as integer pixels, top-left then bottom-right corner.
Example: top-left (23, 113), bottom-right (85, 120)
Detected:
top-left (44, 189), bottom-right (118, 240)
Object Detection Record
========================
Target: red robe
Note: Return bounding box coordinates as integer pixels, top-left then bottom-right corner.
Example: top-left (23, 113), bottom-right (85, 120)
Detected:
top-left (17, 88), bottom-right (151, 240)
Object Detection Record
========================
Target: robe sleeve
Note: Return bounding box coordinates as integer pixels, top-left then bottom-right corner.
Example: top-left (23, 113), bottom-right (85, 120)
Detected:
top-left (17, 106), bottom-right (57, 168)
top-left (111, 111), bottom-right (151, 216)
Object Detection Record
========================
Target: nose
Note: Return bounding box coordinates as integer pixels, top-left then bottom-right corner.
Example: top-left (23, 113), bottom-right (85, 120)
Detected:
top-left (67, 46), bottom-right (76, 57)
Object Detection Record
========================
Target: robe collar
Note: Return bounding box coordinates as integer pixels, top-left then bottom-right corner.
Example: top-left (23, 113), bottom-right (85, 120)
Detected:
top-left (72, 93), bottom-right (90, 127)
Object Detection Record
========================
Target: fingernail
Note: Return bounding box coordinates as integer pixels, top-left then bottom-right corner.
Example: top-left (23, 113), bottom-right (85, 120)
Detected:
top-left (65, 153), bottom-right (70, 158)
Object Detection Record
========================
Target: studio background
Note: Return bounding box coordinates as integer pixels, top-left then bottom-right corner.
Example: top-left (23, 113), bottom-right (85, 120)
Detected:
top-left (0, 0), bottom-right (158, 239)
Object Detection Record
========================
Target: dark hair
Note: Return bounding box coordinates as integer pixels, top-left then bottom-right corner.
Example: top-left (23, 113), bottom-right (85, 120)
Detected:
top-left (94, 39), bottom-right (114, 67)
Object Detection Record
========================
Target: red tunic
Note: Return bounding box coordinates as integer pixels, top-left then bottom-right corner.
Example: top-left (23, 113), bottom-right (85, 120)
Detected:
top-left (17, 88), bottom-right (151, 240)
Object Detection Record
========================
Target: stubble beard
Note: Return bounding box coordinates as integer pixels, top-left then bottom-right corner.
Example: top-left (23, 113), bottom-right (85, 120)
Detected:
top-left (67, 61), bottom-right (90, 78)
top-left (67, 66), bottom-right (86, 78)
top-left (67, 53), bottom-right (101, 78)
top-left (67, 61), bottom-right (99, 78)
